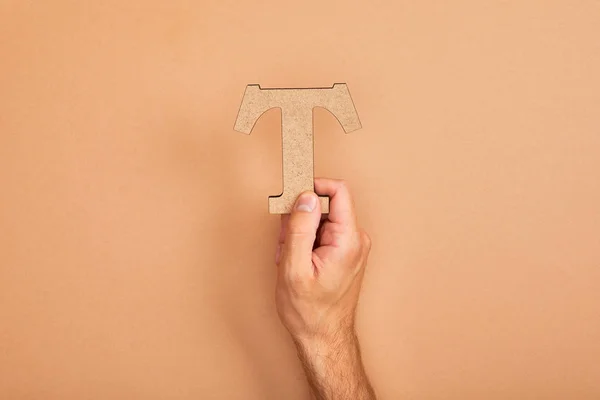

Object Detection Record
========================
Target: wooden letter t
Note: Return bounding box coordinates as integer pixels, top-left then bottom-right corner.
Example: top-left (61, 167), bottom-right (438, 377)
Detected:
top-left (234, 83), bottom-right (361, 214)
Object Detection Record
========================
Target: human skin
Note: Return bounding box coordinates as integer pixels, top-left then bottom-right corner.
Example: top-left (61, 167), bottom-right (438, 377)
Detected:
top-left (275, 178), bottom-right (376, 400)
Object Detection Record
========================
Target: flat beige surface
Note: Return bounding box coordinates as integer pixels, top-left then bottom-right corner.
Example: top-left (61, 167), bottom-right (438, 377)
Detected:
top-left (1, 1), bottom-right (599, 399)
top-left (234, 83), bottom-right (361, 213)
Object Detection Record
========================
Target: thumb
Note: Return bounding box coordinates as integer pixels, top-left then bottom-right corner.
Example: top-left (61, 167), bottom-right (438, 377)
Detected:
top-left (281, 192), bottom-right (321, 274)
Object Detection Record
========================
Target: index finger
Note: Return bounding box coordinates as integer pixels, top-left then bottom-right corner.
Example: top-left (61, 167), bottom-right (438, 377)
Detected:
top-left (314, 178), bottom-right (357, 227)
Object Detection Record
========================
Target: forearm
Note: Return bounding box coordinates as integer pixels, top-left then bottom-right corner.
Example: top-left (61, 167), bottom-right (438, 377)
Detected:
top-left (294, 331), bottom-right (376, 400)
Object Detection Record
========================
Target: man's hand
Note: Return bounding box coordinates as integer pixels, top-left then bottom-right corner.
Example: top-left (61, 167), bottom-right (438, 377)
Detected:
top-left (275, 178), bottom-right (376, 400)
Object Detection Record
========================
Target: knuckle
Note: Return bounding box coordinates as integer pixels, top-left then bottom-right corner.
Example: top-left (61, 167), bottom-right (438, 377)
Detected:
top-left (286, 218), bottom-right (316, 237)
top-left (287, 223), bottom-right (312, 235)
top-left (286, 231), bottom-right (317, 246)
top-left (337, 179), bottom-right (349, 190)
top-left (287, 271), bottom-right (312, 292)
top-left (289, 272), bottom-right (304, 286)
top-left (347, 234), bottom-right (363, 260)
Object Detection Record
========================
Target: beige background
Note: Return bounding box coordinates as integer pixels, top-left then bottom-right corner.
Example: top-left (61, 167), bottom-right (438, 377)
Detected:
top-left (1, 1), bottom-right (599, 399)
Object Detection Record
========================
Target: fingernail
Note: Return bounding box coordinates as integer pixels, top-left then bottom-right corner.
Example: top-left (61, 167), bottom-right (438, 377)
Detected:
top-left (296, 193), bottom-right (317, 212)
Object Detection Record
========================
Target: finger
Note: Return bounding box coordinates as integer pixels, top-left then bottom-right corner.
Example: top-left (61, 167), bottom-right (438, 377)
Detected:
top-left (314, 178), bottom-right (357, 228)
top-left (276, 214), bottom-right (289, 265)
top-left (279, 214), bottom-right (289, 245)
top-left (280, 191), bottom-right (321, 277)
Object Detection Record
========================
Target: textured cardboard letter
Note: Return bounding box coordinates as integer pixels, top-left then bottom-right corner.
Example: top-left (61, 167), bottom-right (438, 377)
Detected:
top-left (234, 83), bottom-right (361, 214)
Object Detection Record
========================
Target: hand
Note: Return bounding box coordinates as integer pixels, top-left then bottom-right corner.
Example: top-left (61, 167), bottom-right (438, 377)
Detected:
top-left (275, 178), bottom-right (375, 399)
top-left (275, 178), bottom-right (371, 344)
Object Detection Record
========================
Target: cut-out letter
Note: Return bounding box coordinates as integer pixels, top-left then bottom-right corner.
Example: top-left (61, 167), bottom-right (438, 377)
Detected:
top-left (234, 83), bottom-right (361, 214)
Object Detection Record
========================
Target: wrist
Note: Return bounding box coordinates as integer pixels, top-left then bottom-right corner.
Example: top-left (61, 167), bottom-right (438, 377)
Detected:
top-left (289, 312), bottom-right (357, 347)
top-left (294, 328), bottom-right (357, 353)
